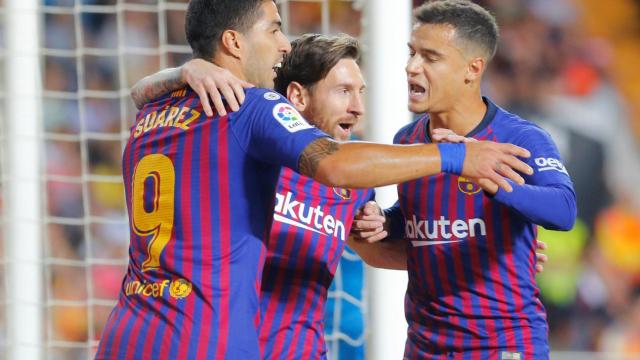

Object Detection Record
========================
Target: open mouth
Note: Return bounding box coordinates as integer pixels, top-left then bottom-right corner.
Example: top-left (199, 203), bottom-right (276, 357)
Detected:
top-left (272, 62), bottom-right (282, 74)
top-left (409, 83), bottom-right (426, 97)
top-left (339, 123), bottom-right (353, 131)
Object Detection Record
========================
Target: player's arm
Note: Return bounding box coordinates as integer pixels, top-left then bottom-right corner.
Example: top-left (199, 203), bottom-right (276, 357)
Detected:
top-left (480, 129), bottom-right (577, 230)
top-left (432, 127), bottom-right (575, 230)
top-left (298, 138), bottom-right (532, 191)
top-left (236, 93), bottom-right (532, 191)
top-left (347, 237), bottom-right (407, 270)
top-left (130, 59), bottom-right (253, 116)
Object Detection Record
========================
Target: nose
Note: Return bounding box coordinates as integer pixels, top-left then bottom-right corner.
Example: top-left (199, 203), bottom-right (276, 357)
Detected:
top-left (349, 92), bottom-right (365, 118)
top-left (406, 54), bottom-right (421, 76)
top-left (278, 32), bottom-right (292, 53)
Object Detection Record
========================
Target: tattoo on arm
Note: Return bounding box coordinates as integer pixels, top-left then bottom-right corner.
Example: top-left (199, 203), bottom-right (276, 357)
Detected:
top-left (131, 67), bottom-right (185, 109)
top-left (298, 138), bottom-right (339, 178)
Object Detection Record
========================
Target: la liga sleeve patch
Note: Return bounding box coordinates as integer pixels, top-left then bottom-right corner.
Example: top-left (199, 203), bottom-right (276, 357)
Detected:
top-left (272, 103), bottom-right (313, 133)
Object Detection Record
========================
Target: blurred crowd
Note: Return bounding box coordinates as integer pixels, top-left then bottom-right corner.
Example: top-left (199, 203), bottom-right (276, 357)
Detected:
top-left (1, 0), bottom-right (639, 358)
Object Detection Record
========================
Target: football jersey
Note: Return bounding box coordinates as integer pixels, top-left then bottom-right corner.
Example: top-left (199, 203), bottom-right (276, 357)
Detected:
top-left (96, 88), bottom-right (327, 360)
top-left (393, 98), bottom-right (574, 358)
top-left (324, 246), bottom-right (367, 360)
top-left (259, 167), bottom-right (374, 359)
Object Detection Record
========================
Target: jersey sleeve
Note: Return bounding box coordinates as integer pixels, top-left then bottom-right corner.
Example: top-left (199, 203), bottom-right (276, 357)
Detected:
top-left (492, 124), bottom-right (577, 230)
top-left (228, 88), bottom-right (329, 172)
top-left (516, 125), bottom-right (573, 188)
top-left (383, 200), bottom-right (406, 241)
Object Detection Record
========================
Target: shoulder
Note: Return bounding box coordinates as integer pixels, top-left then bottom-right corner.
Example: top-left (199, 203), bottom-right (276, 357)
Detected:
top-left (233, 87), bottom-right (294, 117)
top-left (244, 88), bottom-right (285, 104)
top-left (394, 114), bottom-right (428, 144)
top-left (493, 106), bottom-right (554, 144)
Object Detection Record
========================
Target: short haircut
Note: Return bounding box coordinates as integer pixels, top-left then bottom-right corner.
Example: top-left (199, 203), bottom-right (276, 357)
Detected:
top-left (413, 0), bottom-right (499, 60)
top-left (274, 33), bottom-right (361, 95)
top-left (185, 0), bottom-right (267, 59)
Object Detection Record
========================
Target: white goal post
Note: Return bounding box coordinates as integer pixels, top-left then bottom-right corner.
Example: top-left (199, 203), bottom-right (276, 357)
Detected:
top-left (4, 0), bottom-right (43, 359)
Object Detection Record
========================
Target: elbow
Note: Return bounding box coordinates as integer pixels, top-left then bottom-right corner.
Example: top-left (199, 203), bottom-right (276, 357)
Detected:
top-left (551, 212), bottom-right (576, 231)
top-left (314, 160), bottom-right (350, 188)
top-left (546, 188), bottom-right (577, 231)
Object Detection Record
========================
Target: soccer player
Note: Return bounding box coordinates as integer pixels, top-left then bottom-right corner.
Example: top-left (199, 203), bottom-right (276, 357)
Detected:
top-left (95, 1), bottom-right (535, 359)
top-left (353, 1), bottom-right (577, 358)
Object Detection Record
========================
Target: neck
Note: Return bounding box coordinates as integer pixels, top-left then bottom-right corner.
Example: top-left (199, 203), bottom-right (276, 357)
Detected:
top-left (212, 54), bottom-right (249, 83)
top-left (428, 93), bottom-right (487, 137)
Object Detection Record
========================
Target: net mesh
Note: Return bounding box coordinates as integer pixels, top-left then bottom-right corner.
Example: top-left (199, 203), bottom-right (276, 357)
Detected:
top-left (33, 0), bottom-right (366, 359)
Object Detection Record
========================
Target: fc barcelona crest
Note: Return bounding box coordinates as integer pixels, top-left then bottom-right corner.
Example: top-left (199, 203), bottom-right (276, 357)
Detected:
top-left (458, 177), bottom-right (481, 195)
top-left (333, 187), bottom-right (352, 200)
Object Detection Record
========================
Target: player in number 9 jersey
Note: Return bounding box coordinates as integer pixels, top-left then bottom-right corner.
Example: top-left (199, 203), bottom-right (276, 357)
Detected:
top-left (96, 86), bottom-right (328, 360)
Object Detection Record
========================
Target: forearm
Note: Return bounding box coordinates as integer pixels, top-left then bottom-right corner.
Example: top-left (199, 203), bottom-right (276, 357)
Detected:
top-left (302, 139), bottom-right (441, 188)
top-left (492, 181), bottom-right (577, 230)
top-left (347, 237), bottom-right (407, 270)
top-left (131, 67), bottom-right (185, 109)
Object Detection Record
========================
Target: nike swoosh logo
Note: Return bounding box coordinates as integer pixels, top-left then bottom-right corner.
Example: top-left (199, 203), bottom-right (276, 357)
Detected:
top-left (411, 240), bottom-right (463, 247)
top-left (273, 213), bottom-right (327, 236)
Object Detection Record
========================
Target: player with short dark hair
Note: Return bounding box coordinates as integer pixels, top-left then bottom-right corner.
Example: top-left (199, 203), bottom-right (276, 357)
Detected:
top-left (354, 1), bottom-right (576, 358)
top-left (96, 0), bottom-right (535, 359)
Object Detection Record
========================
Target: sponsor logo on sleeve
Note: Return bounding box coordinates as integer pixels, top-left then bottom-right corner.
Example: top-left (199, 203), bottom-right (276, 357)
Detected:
top-left (263, 92), bottom-right (281, 101)
top-left (534, 157), bottom-right (568, 175)
top-left (272, 103), bottom-right (313, 133)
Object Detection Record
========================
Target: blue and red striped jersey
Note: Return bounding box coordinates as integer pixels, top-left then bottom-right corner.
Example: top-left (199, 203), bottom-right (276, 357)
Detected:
top-left (393, 98), bottom-right (574, 358)
top-left (96, 88), bottom-right (327, 360)
top-left (259, 167), bottom-right (374, 359)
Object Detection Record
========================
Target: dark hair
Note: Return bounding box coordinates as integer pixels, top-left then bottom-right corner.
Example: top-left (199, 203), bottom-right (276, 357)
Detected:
top-left (413, 0), bottom-right (499, 60)
top-left (274, 33), bottom-right (361, 95)
top-left (185, 0), bottom-right (267, 59)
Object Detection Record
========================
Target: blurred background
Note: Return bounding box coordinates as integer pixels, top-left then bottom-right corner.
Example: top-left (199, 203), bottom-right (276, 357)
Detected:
top-left (0, 0), bottom-right (639, 359)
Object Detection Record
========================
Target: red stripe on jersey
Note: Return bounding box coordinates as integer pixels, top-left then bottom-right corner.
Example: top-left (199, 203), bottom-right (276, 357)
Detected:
top-left (214, 115), bottom-right (232, 359)
top-left (194, 114), bottom-right (216, 358)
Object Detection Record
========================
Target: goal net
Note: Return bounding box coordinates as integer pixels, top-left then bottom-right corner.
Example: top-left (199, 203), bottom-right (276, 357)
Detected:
top-left (1, 1), bottom-right (382, 359)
